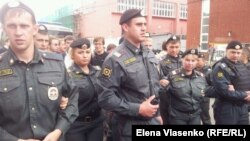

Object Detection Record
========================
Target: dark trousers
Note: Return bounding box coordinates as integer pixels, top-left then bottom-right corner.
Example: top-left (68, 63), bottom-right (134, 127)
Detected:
top-left (65, 120), bottom-right (104, 141)
top-left (201, 97), bottom-right (212, 125)
top-left (214, 102), bottom-right (249, 125)
top-left (168, 115), bottom-right (201, 125)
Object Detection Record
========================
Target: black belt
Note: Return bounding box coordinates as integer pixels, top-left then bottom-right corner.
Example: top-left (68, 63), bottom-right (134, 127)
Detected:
top-left (77, 110), bottom-right (101, 122)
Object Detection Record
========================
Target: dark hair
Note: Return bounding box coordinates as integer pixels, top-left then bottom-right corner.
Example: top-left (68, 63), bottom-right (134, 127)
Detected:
top-left (93, 37), bottom-right (105, 45)
top-left (107, 43), bottom-right (117, 51)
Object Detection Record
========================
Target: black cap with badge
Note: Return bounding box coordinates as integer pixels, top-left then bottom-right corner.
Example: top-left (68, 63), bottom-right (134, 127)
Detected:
top-left (182, 48), bottom-right (199, 58)
top-left (70, 38), bottom-right (90, 49)
top-left (0, 1), bottom-right (36, 23)
top-left (226, 40), bottom-right (242, 50)
top-left (119, 9), bottom-right (145, 25)
top-left (38, 24), bottom-right (48, 34)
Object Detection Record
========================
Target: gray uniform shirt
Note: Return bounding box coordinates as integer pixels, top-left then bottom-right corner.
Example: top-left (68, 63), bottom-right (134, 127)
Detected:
top-left (0, 48), bottom-right (79, 141)
top-left (98, 39), bottom-right (160, 118)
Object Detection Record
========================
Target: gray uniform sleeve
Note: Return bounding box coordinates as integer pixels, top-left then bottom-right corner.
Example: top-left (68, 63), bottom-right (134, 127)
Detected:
top-left (98, 57), bottom-right (140, 117)
top-left (55, 67), bottom-right (79, 134)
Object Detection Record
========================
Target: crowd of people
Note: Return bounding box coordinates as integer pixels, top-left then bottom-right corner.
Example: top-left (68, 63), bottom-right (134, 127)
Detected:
top-left (0, 1), bottom-right (250, 141)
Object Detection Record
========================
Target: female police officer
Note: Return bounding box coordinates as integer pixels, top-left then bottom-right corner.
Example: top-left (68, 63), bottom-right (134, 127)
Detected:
top-left (65, 38), bottom-right (105, 141)
top-left (163, 49), bottom-right (209, 125)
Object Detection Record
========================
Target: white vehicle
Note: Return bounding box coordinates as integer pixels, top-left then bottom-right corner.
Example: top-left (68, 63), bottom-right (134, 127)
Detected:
top-left (38, 21), bottom-right (73, 38)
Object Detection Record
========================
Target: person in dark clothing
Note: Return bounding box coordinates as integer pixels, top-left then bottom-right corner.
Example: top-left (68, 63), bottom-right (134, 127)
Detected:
top-left (65, 38), bottom-right (105, 141)
top-left (162, 49), bottom-right (211, 125)
top-left (98, 9), bottom-right (161, 141)
top-left (91, 36), bottom-right (109, 67)
top-left (196, 53), bottom-right (212, 125)
top-left (159, 35), bottom-right (182, 124)
top-left (0, 1), bottom-right (79, 140)
top-left (212, 40), bottom-right (250, 125)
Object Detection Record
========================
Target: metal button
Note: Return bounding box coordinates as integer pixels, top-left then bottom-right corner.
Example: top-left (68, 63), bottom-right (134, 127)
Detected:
top-left (29, 87), bottom-right (33, 91)
top-left (27, 68), bottom-right (30, 71)
top-left (32, 107), bottom-right (35, 111)
top-left (33, 125), bottom-right (37, 129)
top-left (4, 88), bottom-right (7, 91)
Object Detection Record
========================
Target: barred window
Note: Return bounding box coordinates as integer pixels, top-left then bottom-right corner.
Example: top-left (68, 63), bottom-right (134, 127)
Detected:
top-left (153, 1), bottom-right (175, 18)
top-left (117, 0), bottom-right (146, 13)
top-left (180, 4), bottom-right (187, 19)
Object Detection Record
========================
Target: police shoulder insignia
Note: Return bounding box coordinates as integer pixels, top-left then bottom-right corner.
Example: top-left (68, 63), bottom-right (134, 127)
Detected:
top-left (217, 71), bottom-right (224, 78)
top-left (124, 57), bottom-right (136, 65)
top-left (0, 69), bottom-right (13, 76)
top-left (102, 66), bottom-right (112, 78)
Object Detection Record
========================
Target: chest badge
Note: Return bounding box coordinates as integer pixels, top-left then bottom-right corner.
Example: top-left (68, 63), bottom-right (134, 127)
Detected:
top-left (48, 87), bottom-right (59, 101)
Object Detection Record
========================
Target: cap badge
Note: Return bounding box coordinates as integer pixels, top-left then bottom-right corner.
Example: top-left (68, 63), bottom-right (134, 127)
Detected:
top-left (235, 45), bottom-right (240, 49)
top-left (8, 1), bottom-right (20, 8)
top-left (140, 10), bottom-right (145, 16)
top-left (48, 87), bottom-right (59, 101)
top-left (191, 49), bottom-right (195, 54)
top-left (172, 36), bottom-right (177, 40)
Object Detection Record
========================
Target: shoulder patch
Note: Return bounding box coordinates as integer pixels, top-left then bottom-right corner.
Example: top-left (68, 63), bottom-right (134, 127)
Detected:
top-left (102, 66), bottom-right (112, 78)
top-left (0, 68), bottom-right (13, 77)
top-left (124, 57), bottom-right (136, 65)
top-left (217, 71), bottom-right (224, 78)
top-left (164, 60), bottom-right (171, 64)
top-left (42, 52), bottom-right (63, 61)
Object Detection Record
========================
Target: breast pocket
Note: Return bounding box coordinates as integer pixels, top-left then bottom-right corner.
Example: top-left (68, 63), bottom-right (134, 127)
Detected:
top-left (37, 72), bottom-right (64, 102)
top-left (0, 75), bottom-right (22, 114)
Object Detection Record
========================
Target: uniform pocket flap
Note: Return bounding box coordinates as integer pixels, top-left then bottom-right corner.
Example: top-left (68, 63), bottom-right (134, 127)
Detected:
top-left (0, 78), bottom-right (20, 93)
top-left (38, 73), bottom-right (63, 85)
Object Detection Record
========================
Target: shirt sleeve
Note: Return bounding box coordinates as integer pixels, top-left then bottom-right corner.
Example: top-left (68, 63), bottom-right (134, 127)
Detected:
top-left (212, 64), bottom-right (247, 101)
top-left (55, 67), bottom-right (79, 134)
top-left (97, 57), bottom-right (140, 117)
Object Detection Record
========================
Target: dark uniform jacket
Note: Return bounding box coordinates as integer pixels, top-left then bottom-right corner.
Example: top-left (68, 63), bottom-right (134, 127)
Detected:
top-left (0, 48), bottom-right (79, 141)
top-left (166, 68), bottom-right (208, 119)
top-left (68, 64), bottom-right (104, 123)
top-left (160, 54), bottom-right (182, 76)
top-left (98, 39), bottom-right (161, 136)
top-left (212, 57), bottom-right (249, 103)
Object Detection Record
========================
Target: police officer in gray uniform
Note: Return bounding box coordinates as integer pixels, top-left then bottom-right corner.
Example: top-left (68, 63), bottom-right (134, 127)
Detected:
top-left (0, 2), bottom-right (79, 141)
top-left (98, 9), bottom-right (161, 141)
top-left (65, 38), bottom-right (105, 141)
top-left (212, 40), bottom-right (250, 124)
top-left (164, 49), bottom-right (209, 125)
top-left (159, 35), bottom-right (182, 124)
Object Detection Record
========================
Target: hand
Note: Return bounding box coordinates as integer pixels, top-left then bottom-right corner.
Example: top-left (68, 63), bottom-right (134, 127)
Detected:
top-left (60, 96), bottom-right (68, 110)
top-left (244, 92), bottom-right (250, 102)
top-left (159, 79), bottom-right (169, 87)
top-left (139, 95), bottom-right (159, 118)
top-left (228, 85), bottom-right (235, 91)
top-left (43, 129), bottom-right (62, 141)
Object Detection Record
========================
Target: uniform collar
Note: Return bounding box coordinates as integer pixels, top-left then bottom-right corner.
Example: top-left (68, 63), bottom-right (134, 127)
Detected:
top-left (8, 47), bottom-right (44, 66)
top-left (70, 63), bottom-right (96, 75)
top-left (179, 68), bottom-right (198, 78)
top-left (124, 39), bottom-right (143, 55)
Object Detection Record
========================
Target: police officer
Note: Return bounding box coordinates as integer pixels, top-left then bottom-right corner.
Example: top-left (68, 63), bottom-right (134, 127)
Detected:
top-left (164, 49), bottom-right (209, 125)
top-left (98, 9), bottom-right (161, 141)
top-left (65, 38), bottom-right (105, 141)
top-left (196, 53), bottom-right (212, 125)
top-left (0, 1), bottom-right (79, 140)
top-left (212, 40), bottom-right (250, 124)
top-left (159, 35), bottom-right (182, 124)
top-left (34, 24), bottom-right (49, 51)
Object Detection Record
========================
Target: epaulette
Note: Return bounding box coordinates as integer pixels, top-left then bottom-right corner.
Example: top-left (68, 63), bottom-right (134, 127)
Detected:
top-left (194, 70), bottom-right (204, 77)
top-left (113, 51), bottom-right (122, 58)
top-left (92, 65), bottom-right (101, 71)
top-left (218, 62), bottom-right (235, 76)
top-left (170, 69), bottom-right (181, 76)
top-left (0, 51), bottom-right (7, 62)
top-left (41, 52), bottom-right (63, 61)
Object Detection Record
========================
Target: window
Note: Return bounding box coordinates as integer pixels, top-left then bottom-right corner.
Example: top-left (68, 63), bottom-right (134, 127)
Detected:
top-left (180, 4), bottom-right (187, 19)
top-left (200, 0), bottom-right (210, 51)
top-left (153, 1), bottom-right (175, 18)
top-left (117, 0), bottom-right (146, 13)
